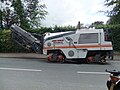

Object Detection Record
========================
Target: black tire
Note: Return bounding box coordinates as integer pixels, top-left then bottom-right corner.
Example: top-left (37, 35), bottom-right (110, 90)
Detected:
top-left (99, 56), bottom-right (106, 64)
top-left (60, 58), bottom-right (65, 64)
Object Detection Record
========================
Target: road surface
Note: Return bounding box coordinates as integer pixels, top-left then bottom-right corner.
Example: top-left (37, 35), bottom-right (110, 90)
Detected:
top-left (0, 57), bottom-right (119, 90)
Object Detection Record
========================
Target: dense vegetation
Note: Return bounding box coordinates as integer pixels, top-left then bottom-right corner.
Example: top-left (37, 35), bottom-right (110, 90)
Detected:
top-left (0, 0), bottom-right (47, 29)
top-left (96, 24), bottom-right (120, 51)
top-left (104, 0), bottom-right (120, 51)
top-left (0, 30), bottom-right (28, 52)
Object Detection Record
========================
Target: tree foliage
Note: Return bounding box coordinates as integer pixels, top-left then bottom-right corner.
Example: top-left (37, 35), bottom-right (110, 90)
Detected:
top-left (104, 0), bottom-right (120, 51)
top-left (24, 0), bottom-right (47, 28)
top-left (0, 0), bottom-right (4, 29)
top-left (89, 21), bottom-right (104, 28)
top-left (0, 0), bottom-right (47, 29)
top-left (0, 30), bottom-right (28, 52)
top-left (12, 0), bottom-right (30, 29)
top-left (105, 0), bottom-right (120, 24)
top-left (2, 7), bottom-right (16, 29)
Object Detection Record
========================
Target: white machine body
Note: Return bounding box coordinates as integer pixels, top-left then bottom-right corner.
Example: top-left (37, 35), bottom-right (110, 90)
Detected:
top-left (43, 28), bottom-right (113, 61)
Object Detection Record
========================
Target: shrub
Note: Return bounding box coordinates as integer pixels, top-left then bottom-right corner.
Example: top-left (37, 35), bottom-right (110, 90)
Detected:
top-left (0, 30), bottom-right (28, 53)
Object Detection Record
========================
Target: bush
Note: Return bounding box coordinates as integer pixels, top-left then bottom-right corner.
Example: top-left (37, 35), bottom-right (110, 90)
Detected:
top-left (0, 30), bottom-right (28, 53)
top-left (110, 25), bottom-right (120, 51)
top-left (97, 24), bottom-right (120, 51)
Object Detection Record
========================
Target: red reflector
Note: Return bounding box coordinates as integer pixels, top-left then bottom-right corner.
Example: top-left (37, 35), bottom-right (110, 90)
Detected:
top-left (105, 35), bottom-right (108, 40)
top-left (52, 40), bottom-right (64, 43)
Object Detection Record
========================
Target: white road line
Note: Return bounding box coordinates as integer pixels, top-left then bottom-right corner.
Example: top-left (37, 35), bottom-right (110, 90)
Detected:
top-left (0, 68), bottom-right (42, 72)
top-left (77, 71), bottom-right (109, 75)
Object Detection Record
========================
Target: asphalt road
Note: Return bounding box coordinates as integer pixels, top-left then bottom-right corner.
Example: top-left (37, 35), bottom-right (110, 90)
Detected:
top-left (0, 58), bottom-right (119, 90)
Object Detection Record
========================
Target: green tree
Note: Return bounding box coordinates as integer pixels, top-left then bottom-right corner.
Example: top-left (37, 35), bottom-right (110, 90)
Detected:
top-left (0, 0), bottom-right (14, 29)
top-left (89, 21), bottom-right (104, 28)
top-left (0, 0), bottom-right (47, 29)
top-left (12, 0), bottom-right (30, 29)
top-left (2, 7), bottom-right (16, 29)
top-left (24, 0), bottom-right (47, 28)
top-left (0, 0), bottom-right (4, 29)
top-left (0, 0), bottom-right (18, 29)
top-left (105, 0), bottom-right (120, 24)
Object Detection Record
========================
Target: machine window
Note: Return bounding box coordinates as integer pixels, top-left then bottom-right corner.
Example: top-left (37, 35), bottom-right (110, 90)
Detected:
top-left (78, 33), bottom-right (98, 44)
